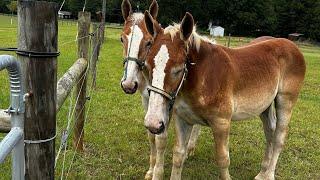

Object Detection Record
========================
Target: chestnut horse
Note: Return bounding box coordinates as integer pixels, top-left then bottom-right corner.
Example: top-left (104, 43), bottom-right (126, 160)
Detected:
top-left (143, 11), bottom-right (305, 180)
top-left (120, 1), bottom-right (201, 179)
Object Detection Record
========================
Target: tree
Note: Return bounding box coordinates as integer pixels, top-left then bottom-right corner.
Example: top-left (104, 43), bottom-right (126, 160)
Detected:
top-left (0, 0), bottom-right (10, 13)
top-left (7, 1), bottom-right (17, 14)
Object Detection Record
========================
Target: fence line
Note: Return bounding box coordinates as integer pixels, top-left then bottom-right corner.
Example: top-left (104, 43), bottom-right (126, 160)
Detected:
top-left (0, 1), bottom-right (103, 179)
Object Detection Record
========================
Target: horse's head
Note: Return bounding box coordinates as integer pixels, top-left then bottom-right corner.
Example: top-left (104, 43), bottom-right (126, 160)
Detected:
top-left (143, 11), bottom-right (194, 134)
top-left (120, 0), bottom-right (159, 94)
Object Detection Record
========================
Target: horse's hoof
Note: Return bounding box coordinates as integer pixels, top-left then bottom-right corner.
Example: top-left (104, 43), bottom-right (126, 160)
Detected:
top-left (144, 170), bottom-right (153, 180)
top-left (254, 171), bottom-right (274, 180)
top-left (187, 147), bottom-right (195, 157)
top-left (219, 175), bottom-right (232, 180)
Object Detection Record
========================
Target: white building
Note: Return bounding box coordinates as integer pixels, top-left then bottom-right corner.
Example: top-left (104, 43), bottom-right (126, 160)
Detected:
top-left (208, 22), bottom-right (224, 37)
top-left (58, 11), bottom-right (72, 19)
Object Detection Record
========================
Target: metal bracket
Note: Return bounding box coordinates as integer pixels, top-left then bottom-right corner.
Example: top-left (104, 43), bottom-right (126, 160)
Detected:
top-left (4, 106), bottom-right (19, 115)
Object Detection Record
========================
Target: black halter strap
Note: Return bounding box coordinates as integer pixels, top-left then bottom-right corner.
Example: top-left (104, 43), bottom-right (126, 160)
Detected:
top-left (123, 57), bottom-right (145, 70)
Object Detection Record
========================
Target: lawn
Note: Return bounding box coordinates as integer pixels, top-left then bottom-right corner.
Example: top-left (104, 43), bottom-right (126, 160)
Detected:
top-left (0, 14), bottom-right (320, 179)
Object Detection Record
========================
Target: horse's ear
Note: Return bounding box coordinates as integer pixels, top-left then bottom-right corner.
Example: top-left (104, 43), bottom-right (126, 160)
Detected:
top-left (144, 10), bottom-right (155, 37)
top-left (149, 0), bottom-right (159, 19)
top-left (121, 0), bottom-right (132, 21)
top-left (180, 12), bottom-right (194, 41)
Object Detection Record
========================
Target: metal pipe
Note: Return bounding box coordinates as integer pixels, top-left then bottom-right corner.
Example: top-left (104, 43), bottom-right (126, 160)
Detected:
top-left (0, 127), bottom-right (23, 163)
top-left (0, 55), bottom-right (25, 180)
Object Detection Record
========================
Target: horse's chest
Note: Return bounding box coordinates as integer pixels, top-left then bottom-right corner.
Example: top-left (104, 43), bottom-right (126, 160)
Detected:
top-left (174, 99), bottom-right (208, 126)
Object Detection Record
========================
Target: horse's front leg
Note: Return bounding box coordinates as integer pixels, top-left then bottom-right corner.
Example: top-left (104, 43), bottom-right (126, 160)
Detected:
top-left (152, 130), bottom-right (168, 180)
top-left (145, 131), bottom-right (156, 180)
top-left (186, 125), bottom-right (201, 157)
top-left (141, 95), bottom-right (158, 180)
top-left (170, 116), bottom-right (193, 180)
top-left (211, 117), bottom-right (231, 180)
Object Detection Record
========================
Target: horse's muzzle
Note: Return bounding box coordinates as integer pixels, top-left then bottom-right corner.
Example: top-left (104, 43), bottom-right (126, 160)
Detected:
top-left (145, 121), bottom-right (165, 135)
top-left (121, 80), bottom-right (138, 94)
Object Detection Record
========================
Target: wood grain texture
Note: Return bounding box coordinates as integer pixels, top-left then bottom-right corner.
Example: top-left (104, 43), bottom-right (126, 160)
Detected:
top-left (57, 58), bottom-right (88, 112)
top-left (101, 0), bottom-right (106, 43)
top-left (90, 23), bottom-right (101, 89)
top-left (18, 1), bottom-right (58, 179)
top-left (73, 11), bottom-right (91, 152)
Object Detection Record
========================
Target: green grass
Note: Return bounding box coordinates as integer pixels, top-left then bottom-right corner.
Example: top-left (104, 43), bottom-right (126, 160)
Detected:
top-left (1, 15), bottom-right (320, 179)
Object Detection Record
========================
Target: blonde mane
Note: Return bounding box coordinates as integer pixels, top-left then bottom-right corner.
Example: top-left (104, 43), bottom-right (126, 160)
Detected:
top-left (164, 23), bottom-right (216, 52)
top-left (130, 13), bottom-right (144, 24)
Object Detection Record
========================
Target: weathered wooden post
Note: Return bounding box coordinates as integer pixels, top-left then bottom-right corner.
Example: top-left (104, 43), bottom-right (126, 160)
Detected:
top-left (101, 0), bottom-right (106, 43)
top-left (90, 23), bottom-right (101, 88)
top-left (18, 1), bottom-right (58, 179)
top-left (73, 12), bottom-right (91, 151)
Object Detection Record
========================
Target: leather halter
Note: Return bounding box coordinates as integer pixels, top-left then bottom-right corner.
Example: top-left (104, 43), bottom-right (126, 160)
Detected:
top-left (122, 24), bottom-right (151, 82)
top-left (123, 57), bottom-right (145, 70)
top-left (147, 60), bottom-right (190, 111)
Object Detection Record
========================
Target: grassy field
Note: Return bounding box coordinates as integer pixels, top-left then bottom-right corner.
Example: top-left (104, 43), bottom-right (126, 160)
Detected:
top-left (0, 15), bottom-right (320, 179)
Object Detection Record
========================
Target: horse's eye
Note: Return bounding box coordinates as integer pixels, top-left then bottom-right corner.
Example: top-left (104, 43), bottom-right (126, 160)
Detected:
top-left (120, 37), bottom-right (124, 43)
top-left (173, 69), bottom-right (183, 77)
top-left (146, 41), bottom-right (152, 47)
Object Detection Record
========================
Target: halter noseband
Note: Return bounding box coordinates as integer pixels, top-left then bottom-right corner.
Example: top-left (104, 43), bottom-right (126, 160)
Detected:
top-left (123, 57), bottom-right (145, 70)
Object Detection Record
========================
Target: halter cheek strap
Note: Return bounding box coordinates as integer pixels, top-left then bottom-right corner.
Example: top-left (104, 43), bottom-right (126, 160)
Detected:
top-left (147, 62), bottom-right (189, 112)
top-left (122, 23), bottom-right (152, 82)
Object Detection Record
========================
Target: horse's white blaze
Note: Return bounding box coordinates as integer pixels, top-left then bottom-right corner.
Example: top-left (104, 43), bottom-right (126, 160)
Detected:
top-left (152, 45), bottom-right (170, 89)
top-left (125, 25), bottom-right (143, 82)
top-left (146, 45), bottom-right (170, 123)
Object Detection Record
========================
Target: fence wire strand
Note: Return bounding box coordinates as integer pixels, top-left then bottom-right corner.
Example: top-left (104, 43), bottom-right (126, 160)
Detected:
top-left (55, 24), bottom-right (101, 179)
top-left (65, 35), bottom-right (101, 180)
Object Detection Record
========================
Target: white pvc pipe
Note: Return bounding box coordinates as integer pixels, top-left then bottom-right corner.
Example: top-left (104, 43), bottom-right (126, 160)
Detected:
top-left (0, 127), bottom-right (23, 163)
top-left (0, 55), bottom-right (25, 180)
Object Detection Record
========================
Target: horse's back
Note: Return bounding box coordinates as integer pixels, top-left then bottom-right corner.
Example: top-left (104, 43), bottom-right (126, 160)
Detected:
top-left (249, 36), bottom-right (275, 45)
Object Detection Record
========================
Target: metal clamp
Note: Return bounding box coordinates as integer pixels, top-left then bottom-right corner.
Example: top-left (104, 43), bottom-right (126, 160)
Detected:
top-left (4, 106), bottom-right (19, 115)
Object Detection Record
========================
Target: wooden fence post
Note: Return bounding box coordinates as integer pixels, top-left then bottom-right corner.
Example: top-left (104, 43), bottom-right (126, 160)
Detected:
top-left (90, 23), bottom-right (101, 88)
top-left (18, 1), bottom-right (58, 179)
top-left (101, 0), bottom-right (106, 43)
top-left (73, 11), bottom-right (91, 151)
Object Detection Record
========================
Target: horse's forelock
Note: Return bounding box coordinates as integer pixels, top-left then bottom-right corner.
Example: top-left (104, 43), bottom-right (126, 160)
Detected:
top-left (163, 24), bottom-right (215, 52)
top-left (130, 12), bottom-right (144, 24)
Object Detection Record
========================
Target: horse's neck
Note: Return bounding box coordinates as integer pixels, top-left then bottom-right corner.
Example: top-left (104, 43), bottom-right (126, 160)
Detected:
top-left (182, 43), bottom-right (232, 99)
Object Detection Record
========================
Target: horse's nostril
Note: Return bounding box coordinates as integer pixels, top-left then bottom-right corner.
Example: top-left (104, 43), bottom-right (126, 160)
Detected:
top-left (159, 121), bottom-right (165, 133)
top-left (120, 81), bottom-right (125, 89)
top-left (134, 81), bottom-right (138, 90)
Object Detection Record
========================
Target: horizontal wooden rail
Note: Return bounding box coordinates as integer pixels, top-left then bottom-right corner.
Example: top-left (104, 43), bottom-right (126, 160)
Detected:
top-left (56, 58), bottom-right (88, 112)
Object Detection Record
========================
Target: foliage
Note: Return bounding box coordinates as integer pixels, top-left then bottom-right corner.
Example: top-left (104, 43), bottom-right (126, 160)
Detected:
top-left (0, 15), bottom-right (320, 179)
top-left (6, 1), bottom-right (17, 14)
top-left (0, 0), bottom-right (11, 13)
top-left (0, 0), bottom-right (319, 40)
